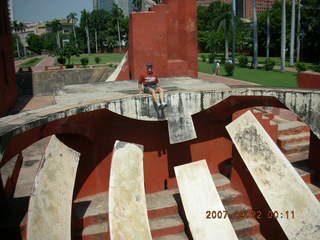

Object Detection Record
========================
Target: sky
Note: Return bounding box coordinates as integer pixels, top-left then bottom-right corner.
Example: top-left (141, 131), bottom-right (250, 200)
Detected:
top-left (13, 0), bottom-right (92, 22)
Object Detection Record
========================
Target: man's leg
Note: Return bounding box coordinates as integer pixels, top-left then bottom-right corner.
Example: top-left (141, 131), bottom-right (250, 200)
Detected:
top-left (147, 88), bottom-right (159, 105)
top-left (156, 87), bottom-right (167, 108)
top-left (156, 87), bottom-right (165, 103)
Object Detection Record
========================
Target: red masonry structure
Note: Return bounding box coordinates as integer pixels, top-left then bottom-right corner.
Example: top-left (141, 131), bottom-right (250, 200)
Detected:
top-left (0, 0), bottom-right (17, 117)
top-left (117, 0), bottom-right (198, 80)
top-left (298, 71), bottom-right (320, 89)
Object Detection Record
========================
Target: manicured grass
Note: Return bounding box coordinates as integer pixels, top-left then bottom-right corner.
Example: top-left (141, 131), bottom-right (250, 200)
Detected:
top-left (198, 53), bottom-right (316, 69)
top-left (70, 53), bottom-right (125, 65)
top-left (19, 58), bottom-right (43, 68)
top-left (198, 61), bottom-right (299, 88)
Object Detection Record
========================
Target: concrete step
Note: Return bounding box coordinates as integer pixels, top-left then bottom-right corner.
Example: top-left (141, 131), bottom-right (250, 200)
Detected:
top-left (74, 185), bottom-right (242, 230)
top-left (80, 222), bottom-right (109, 240)
top-left (78, 213), bottom-right (185, 239)
top-left (73, 173), bottom-right (232, 227)
top-left (231, 218), bottom-right (260, 238)
top-left (239, 233), bottom-right (266, 240)
top-left (282, 141), bottom-right (310, 154)
top-left (278, 121), bottom-right (310, 136)
top-left (150, 213), bottom-right (184, 238)
top-left (225, 204), bottom-right (252, 220)
top-left (153, 232), bottom-right (188, 240)
top-left (278, 132), bottom-right (310, 146)
top-left (218, 188), bottom-right (242, 205)
top-left (286, 151), bottom-right (309, 162)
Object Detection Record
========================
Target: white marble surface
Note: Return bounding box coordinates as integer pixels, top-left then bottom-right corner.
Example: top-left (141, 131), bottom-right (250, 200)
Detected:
top-left (175, 160), bottom-right (238, 240)
top-left (109, 141), bottom-right (152, 240)
top-left (226, 111), bottom-right (320, 240)
top-left (27, 135), bottom-right (80, 240)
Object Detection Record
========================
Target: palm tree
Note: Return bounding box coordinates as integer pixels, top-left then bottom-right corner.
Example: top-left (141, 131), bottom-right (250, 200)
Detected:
top-left (289, 0), bottom-right (296, 66)
top-left (252, 0), bottom-right (258, 68)
top-left (47, 19), bottom-right (62, 48)
top-left (231, 0), bottom-right (236, 64)
top-left (81, 10), bottom-right (91, 54)
top-left (296, 0), bottom-right (301, 62)
top-left (213, 3), bottom-right (231, 60)
top-left (18, 22), bottom-right (26, 32)
top-left (67, 12), bottom-right (78, 47)
top-left (280, 0), bottom-right (286, 72)
top-left (266, 0), bottom-right (271, 58)
top-left (111, 5), bottom-right (123, 51)
top-left (12, 20), bottom-right (21, 58)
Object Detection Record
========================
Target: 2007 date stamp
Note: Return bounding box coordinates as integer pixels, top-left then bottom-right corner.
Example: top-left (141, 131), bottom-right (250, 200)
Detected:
top-left (205, 210), bottom-right (295, 220)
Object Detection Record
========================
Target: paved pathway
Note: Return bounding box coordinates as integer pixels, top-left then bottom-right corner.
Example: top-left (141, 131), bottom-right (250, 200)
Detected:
top-left (198, 72), bottom-right (259, 86)
top-left (32, 55), bottom-right (55, 71)
top-left (14, 54), bottom-right (56, 72)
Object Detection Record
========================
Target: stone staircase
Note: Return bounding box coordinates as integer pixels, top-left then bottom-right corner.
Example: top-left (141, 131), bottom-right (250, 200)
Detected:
top-left (276, 119), bottom-right (310, 162)
top-left (253, 107), bottom-right (311, 163)
top-left (73, 173), bottom-right (265, 240)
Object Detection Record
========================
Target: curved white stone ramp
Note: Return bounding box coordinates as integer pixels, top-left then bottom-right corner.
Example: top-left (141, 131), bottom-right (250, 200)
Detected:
top-left (108, 141), bottom-right (152, 240)
top-left (105, 52), bottom-right (128, 82)
top-left (26, 135), bottom-right (80, 240)
top-left (174, 160), bottom-right (238, 240)
top-left (226, 111), bottom-right (320, 240)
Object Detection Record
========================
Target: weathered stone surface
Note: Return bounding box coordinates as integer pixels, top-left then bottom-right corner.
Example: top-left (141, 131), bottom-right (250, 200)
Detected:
top-left (165, 94), bottom-right (197, 144)
top-left (27, 135), bottom-right (80, 240)
top-left (109, 141), bottom-right (152, 240)
top-left (226, 111), bottom-right (320, 240)
top-left (174, 160), bottom-right (238, 240)
top-left (17, 67), bottom-right (113, 96)
top-left (1, 80), bottom-right (320, 157)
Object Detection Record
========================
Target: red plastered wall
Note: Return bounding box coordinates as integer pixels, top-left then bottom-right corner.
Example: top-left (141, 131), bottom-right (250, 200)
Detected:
top-left (116, 0), bottom-right (198, 80)
top-left (298, 71), bottom-right (320, 88)
top-left (0, 0), bottom-right (17, 117)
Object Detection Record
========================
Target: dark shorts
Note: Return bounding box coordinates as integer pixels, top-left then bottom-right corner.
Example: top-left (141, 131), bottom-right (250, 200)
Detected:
top-left (144, 84), bottom-right (159, 93)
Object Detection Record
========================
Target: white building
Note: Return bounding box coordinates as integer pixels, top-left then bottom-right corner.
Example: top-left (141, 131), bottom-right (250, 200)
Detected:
top-left (93, 0), bottom-right (134, 16)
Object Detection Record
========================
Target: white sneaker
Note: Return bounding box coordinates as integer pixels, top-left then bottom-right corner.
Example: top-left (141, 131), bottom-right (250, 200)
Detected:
top-left (161, 102), bottom-right (168, 108)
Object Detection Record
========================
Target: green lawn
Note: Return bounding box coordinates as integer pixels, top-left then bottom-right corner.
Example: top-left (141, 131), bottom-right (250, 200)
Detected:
top-left (19, 58), bottom-right (43, 68)
top-left (198, 61), bottom-right (299, 88)
top-left (198, 53), bottom-right (316, 69)
top-left (70, 53), bottom-right (125, 65)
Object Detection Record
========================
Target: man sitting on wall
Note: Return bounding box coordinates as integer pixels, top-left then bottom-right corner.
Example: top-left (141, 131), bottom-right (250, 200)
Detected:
top-left (138, 63), bottom-right (167, 109)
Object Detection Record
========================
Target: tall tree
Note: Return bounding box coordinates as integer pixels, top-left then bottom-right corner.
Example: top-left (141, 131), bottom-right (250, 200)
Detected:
top-left (289, 0), bottom-right (296, 65)
top-left (280, 0), bottom-right (286, 72)
top-left (111, 5), bottom-right (123, 51)
top-left (213, 3), bottom-right (231, 60)
top-left (296, 0), bottom-right (301, 62)
top-left (47, 19), bottom-right (62, 48)
top-left (231, 0), bottom-right (236, 63)
top-left (81, 10), bottom-right (91, 54)
top-left (67, 12), bottom-right (78, 47)
top-left (266, 0), bottom-right (271, 58)
top-left (12, 20), bottom-right (21, 58)
top-left (252, 0), bottom-right (258, 68)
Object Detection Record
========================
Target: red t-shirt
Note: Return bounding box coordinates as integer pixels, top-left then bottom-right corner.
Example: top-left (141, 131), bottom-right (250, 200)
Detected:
top-left (139, 72), bottom-right (159, 86)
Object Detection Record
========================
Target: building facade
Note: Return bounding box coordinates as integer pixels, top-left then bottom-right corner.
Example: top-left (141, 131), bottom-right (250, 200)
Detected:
top-left (0, 0), bottom-right (17, 116)
top-left (93, 0), bottom-right (133, 16)
top-left (197, 0), bottom-right (277, 19)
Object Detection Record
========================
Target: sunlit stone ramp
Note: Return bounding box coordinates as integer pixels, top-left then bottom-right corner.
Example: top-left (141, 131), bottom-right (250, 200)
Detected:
top-left (164, 94), bottom-right (197, 144)
top-left (174, 160), bottom-right (238, 240)
top-left (226, 111), bottom-right (320, 240)
top-left (26, 135), bottom-right (80, 240)
top-left (108, 140), bottom-right (152, 240)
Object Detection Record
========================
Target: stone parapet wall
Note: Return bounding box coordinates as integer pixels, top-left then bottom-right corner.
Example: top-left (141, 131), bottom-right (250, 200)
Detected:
top-left (16, 67), bottom-right (113, 96)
